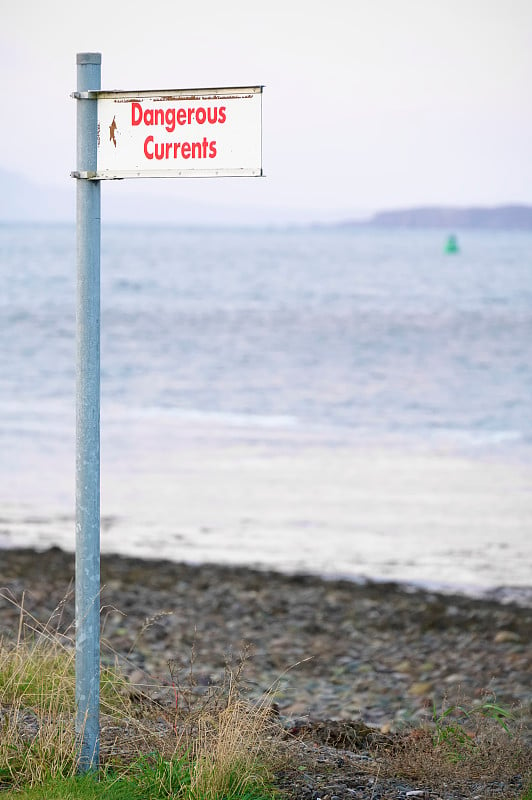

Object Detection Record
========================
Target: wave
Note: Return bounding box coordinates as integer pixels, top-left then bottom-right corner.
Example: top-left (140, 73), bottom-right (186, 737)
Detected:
top-left (110, 405), bottom-right (300, 430)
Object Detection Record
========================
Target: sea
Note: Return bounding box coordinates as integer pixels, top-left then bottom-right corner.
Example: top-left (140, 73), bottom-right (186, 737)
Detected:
top-left (2, 223), bottom-right (531, 598)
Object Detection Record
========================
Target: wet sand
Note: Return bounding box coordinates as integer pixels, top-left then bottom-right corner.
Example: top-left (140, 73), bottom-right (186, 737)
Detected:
top-left (2, 420), bottom-right (532, 594)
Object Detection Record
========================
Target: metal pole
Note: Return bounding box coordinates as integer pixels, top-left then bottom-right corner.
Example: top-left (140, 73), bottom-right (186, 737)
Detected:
top-left (75, 51), bottom-right (101, 772)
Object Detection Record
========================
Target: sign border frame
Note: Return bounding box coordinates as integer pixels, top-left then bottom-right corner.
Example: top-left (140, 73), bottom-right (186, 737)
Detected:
top-left (91, 85), bottom-right (263, 180)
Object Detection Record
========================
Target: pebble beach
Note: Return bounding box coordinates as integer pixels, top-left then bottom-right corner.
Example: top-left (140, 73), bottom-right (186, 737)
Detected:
top-left (1, 546), bottom-right (530, 798)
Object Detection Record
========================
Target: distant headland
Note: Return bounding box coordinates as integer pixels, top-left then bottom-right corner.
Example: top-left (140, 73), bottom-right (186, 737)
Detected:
top-left (344, 205), bottom-right (532, 230)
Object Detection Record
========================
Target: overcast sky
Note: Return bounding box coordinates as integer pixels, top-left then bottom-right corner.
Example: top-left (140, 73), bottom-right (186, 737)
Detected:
top-left (1, 0), bottom-right (531, 223)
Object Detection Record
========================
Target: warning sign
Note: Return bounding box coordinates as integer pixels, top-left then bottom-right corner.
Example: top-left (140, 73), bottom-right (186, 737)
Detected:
top-left (95, 86), bottom-right (262, 179)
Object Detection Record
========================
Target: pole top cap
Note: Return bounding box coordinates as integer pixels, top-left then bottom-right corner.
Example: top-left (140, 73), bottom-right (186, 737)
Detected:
top-left (77, 53), bottom-right (102, 65)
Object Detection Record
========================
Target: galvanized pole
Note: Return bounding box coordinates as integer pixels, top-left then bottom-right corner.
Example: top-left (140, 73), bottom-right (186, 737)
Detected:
top-left (75, 51), bottom-right (101, 772)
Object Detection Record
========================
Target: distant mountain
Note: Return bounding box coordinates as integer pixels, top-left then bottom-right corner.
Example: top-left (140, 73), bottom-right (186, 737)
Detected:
top-left (3, 168), bottom-right (532, 230)
top-left (360, 205), bottom-right (532, 230)
top-left (0, 169), bottom-right (73, 223)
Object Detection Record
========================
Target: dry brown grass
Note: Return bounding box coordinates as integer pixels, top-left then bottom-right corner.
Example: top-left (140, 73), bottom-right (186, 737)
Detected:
top-left (0, 591), bottom-right (147, 789)
top-left (162, 642), bottom-right (284, 797)
top-left (186, 697), bottom-right (279, 799)
top-left (376, 694), bottom-right (531, 787)
top-left (0, 610), bottom-right (77, 786)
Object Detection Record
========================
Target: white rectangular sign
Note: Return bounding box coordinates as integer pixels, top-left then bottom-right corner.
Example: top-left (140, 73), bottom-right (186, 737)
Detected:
top-left (95, 86), bottom-right (262, 179)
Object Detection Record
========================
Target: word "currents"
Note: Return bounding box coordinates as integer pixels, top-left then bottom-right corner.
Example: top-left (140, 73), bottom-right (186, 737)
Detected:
top-left (130, 101), bottom-right (227, 161)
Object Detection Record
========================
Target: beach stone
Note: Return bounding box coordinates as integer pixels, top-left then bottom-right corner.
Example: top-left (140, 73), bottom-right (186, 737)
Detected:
top-left (395, 659), bottom-right (413, 673)
top-left (494, 630), bottom-right (521, 643)
top-left (444, 672), bottom-right (466, 684)
top-left (282, 701), bottom-right (309, 716)
top-left (408, 681), bottom-right (433, 697)
top-left (128, 669), bottom-right (146, 686)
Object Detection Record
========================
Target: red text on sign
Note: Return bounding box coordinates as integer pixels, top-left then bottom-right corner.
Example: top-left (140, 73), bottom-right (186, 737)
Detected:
top-left (143, 136), bottom-right (217, 160)
top-left (131, 102), bottom-right (226, 132)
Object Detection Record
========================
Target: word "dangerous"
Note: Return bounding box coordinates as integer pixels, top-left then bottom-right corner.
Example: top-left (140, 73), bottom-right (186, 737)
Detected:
top-left (131, 102), bottom-right (227, 132)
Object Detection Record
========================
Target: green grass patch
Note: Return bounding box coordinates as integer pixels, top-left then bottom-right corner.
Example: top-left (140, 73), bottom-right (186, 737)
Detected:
top-left (520, 784), bottom-right (532, 800)
top-left (1, 772), bottom-right (133, 800)
top-left (0, 635), bottom-right (131, 715)
top-left (0, 753), bottom-right (278, 800)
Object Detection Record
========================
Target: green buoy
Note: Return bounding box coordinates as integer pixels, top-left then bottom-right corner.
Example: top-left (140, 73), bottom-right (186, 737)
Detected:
top-left (445, 234), bottom-right (459, 254)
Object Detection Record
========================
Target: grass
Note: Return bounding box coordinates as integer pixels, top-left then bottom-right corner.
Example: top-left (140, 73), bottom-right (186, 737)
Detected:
top-left (377, 691), bottom-right (531, 789)
top-left (430, 695), bottom-right (515, 761)
top-left (0, 771), bottom-right (137, 799)
top-left (0, 594), bottom-right (280, 799)
top-left (1, 754), bottom-right (275, 799)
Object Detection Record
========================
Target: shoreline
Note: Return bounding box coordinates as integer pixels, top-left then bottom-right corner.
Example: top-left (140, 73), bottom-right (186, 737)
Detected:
top-left (3, 548), bottom-right (532, 614)
top-left (1, 546), bottom-right (530, 732)
top-left (2, 531), bottom-right (532, 608)
top-left (4, 420), bottom-right (532, 594)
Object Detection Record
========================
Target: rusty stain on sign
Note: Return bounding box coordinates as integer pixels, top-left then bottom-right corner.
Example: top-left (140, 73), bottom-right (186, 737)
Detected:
top-left (109, 116), bottom-right (117, 147)
top-left (110, 94), bottom-right (256, 105)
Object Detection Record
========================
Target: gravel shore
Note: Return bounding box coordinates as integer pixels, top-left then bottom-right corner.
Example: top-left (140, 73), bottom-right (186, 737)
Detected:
top-left (1, 547), bottom-right (530, 799)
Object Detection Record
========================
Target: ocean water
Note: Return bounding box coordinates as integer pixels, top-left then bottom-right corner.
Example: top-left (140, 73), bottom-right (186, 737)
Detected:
top-left (2, 223), bottom-right (531, 593)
